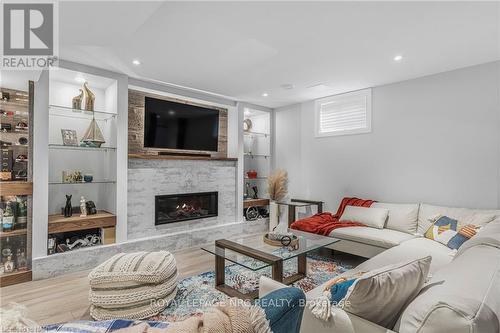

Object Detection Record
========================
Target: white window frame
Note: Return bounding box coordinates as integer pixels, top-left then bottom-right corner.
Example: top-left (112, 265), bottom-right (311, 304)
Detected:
top-left (314, 88), bottom-right (372, 137)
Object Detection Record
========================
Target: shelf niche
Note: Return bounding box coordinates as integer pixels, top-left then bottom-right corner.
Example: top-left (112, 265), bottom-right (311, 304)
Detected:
top-left (242, 108), bottom-right (272, 221)
top-left (47, 68), bottom-right (118, 255)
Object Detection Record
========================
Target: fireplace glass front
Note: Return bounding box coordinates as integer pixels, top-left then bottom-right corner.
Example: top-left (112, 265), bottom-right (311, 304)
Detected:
top-left (155, 192), bottom-right (218, 225)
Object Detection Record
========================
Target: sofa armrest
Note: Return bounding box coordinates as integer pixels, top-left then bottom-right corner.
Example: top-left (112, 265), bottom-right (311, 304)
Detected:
top-left (259, 276), bottom-right (288, 298)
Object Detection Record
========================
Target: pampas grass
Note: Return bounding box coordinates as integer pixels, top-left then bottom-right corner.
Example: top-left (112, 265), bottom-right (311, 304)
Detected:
top-left (267, 169), bottom-right (288, 201)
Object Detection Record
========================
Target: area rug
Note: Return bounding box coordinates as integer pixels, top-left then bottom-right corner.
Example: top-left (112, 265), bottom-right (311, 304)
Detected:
top-left (149, 253), bottom-right (356, 322)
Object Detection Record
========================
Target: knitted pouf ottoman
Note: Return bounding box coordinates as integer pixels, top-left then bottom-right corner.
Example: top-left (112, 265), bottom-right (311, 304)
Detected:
top-left (88, 251), bottom-right (178, 320)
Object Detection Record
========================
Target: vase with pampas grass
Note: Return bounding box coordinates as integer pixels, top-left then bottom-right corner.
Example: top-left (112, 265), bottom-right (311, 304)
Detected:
top-left (267, 169), bottom-right (288, 233)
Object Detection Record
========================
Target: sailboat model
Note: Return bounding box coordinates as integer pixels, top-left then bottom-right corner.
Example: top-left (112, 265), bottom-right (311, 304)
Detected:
top-left (81, 117), bottom-right (105, 147)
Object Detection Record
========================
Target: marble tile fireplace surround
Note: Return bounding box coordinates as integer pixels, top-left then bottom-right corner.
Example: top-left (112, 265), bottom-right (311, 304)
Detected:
top-left (128, 158), bottom-right (237, 239)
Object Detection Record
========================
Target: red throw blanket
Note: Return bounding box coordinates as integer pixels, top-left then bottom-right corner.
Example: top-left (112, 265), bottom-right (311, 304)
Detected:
top-left (290, 197), bottom-right (376, 236)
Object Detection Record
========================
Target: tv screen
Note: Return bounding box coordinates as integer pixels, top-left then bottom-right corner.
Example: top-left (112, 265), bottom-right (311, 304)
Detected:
top-left (144, 97), bottom-right (219, 152)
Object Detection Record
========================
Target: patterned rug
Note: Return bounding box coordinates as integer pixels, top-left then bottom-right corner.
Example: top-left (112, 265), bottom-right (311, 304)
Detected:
top-left (149, 253), bottom-right (357, 322)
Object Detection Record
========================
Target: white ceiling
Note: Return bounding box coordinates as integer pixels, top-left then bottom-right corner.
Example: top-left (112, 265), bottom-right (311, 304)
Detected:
top-left (58, 1), bottom-right (499, 108)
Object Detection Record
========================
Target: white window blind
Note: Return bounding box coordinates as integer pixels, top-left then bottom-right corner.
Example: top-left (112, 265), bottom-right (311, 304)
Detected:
top-left (315, 89), bottom-right (371, 137)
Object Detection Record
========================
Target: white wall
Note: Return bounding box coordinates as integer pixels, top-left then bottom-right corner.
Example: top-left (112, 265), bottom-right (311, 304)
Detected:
top-left (275, 62), bottom-right (500, 211)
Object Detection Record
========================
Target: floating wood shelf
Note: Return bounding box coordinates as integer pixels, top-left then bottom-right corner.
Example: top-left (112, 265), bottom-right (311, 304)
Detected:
top-left (243, 198), bottom-right (270, 208)
top-left (48, 210), bottom-right (116, 234)
top-left (0, 181), bottom-right (33, 196)
top-left (129, 154), bottom-right (237, 161)
top-left (0, 228), bottom-right (27, 239)
top-left (0, 270), bottom-right (32, 287)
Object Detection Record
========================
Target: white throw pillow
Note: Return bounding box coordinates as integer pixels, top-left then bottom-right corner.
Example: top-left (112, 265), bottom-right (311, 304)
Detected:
top-left (341, 256), bottom-right (432, 329)
top-left (372, 202), bottom-right (419, 234)
top-left (339, 206), bottom-right (389, 229)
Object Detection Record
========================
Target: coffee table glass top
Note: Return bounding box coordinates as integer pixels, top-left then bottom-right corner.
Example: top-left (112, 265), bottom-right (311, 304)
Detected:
top-left (201, 229), bottom-right (339, 271)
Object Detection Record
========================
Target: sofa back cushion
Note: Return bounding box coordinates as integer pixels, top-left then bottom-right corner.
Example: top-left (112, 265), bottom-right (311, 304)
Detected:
top-left (396, 235), bottom-right (500, 333)
top-left (417, 203), bottom-right (500, 235)
top-left (372, 202), bottom-right (419, 234)
top-left (339, 206), bottom-right (389, 229)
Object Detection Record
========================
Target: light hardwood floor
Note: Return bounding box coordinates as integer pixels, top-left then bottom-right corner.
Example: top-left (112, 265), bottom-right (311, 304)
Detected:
top-left (0, 246), bottom-right (215, 325)
top-left (0, 240), bottom-right (359, 326)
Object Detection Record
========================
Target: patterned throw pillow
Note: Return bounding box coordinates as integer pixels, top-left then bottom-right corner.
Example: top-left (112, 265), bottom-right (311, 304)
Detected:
top-left (330, 279), bottom-right (356, 304)
top-left (424, 215), bottom-right (479, 249)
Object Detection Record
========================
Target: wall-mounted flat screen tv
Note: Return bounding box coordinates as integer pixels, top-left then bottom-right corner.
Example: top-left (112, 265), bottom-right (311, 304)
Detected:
top-left (144, 97), bottom-right (219, 152)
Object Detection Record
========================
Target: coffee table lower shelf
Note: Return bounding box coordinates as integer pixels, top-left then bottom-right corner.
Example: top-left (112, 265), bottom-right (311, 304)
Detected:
top-left (213, 239), bottom-right (307, 300)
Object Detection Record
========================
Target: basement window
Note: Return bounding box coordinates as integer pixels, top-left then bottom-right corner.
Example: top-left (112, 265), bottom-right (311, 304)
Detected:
top-left (315, 89), bottom-right (372, 137)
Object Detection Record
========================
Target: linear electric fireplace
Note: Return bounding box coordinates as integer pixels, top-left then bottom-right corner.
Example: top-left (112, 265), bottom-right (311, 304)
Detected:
top-left (155, 192), bottom-right (218, 225)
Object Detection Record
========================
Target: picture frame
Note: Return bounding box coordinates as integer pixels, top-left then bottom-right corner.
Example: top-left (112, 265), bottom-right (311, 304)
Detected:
top-left (61, 129), bottom-right (78, 146)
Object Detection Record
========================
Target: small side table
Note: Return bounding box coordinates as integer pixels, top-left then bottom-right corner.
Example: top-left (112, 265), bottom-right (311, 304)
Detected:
top-left (276, 199), bottom-right (323, 227)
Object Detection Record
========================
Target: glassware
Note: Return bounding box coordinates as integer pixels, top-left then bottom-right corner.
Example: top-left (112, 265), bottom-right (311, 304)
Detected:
top-left (2, 202), bottom-right (14, 231)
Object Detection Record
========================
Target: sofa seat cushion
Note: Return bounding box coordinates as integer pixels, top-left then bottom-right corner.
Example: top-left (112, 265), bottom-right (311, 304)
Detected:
top-left (417, 203), bottom-right (500, 235)
top-left (329, 227), bottom-right (416, 249)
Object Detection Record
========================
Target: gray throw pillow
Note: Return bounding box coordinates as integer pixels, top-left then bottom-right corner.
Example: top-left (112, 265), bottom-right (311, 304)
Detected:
top-left (341, 256), bottom-right (432, 328)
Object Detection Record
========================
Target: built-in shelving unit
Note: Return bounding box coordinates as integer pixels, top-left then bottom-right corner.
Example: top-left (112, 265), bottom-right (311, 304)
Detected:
top-left (0, 84), bottom-right (34, 287)
top-left (46, 68), bottom-right (118, 255)
top-left (243, 198), bottom-right (270, 209)
top-left (48, 210), bottom-right (116, 234)
top-left (242, 108), bottom-right (272, 221)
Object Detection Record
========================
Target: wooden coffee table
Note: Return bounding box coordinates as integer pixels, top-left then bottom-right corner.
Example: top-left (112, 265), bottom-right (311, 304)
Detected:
top-left (201, 229), bottom-right (339, 299)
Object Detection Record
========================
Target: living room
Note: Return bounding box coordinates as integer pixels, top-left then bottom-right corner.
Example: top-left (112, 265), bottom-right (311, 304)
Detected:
top-left (1, 1), bottom-right (499, 333)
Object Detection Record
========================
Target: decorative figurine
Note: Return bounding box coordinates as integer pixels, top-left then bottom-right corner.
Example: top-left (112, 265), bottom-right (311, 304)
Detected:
top-left (82, 82), bottom-right (95, 111)
top-left (80, 196), bottom-right (87, 217)
top-left (85, 201), bottom-right (97, 215)
top-left (72, 89), bottom-right (83, 109)
top-left (62, 170), bottom-right (83, 183)
top-left (72, 171), bottom-right (83, 183)
top-left (252, 186), bottom-right (259, 199)
top-left (4, 255), bottom-right (14, 273)
top-left (245, 182), bottom-right (251, 199)
top-left (64, 194), bottom-right (73, 217)
top-left (81, 118), bottom-right (105, 147)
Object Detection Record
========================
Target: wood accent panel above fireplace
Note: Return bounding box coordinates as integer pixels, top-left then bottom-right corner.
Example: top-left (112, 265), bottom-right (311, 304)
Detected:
top-left (128, 89), bottom-right (228, 158)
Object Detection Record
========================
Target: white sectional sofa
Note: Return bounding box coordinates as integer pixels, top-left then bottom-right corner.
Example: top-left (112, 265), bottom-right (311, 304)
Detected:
top-left (259, 202), bottom-right (500, 333)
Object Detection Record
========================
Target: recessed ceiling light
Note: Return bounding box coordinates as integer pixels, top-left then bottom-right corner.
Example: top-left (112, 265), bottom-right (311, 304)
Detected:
top-left (262, 92), bottom-right (269, 97)
top-left (132, 59), bottom-right (141, 65)
top-left (393, 55), bottom-right (403, 62)
top-left (307, 83), bottom-right (331, 90)
top-left (75, 76), bottom-right (86, 83)
top-left (281, 84), bottom-right (294, 90)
